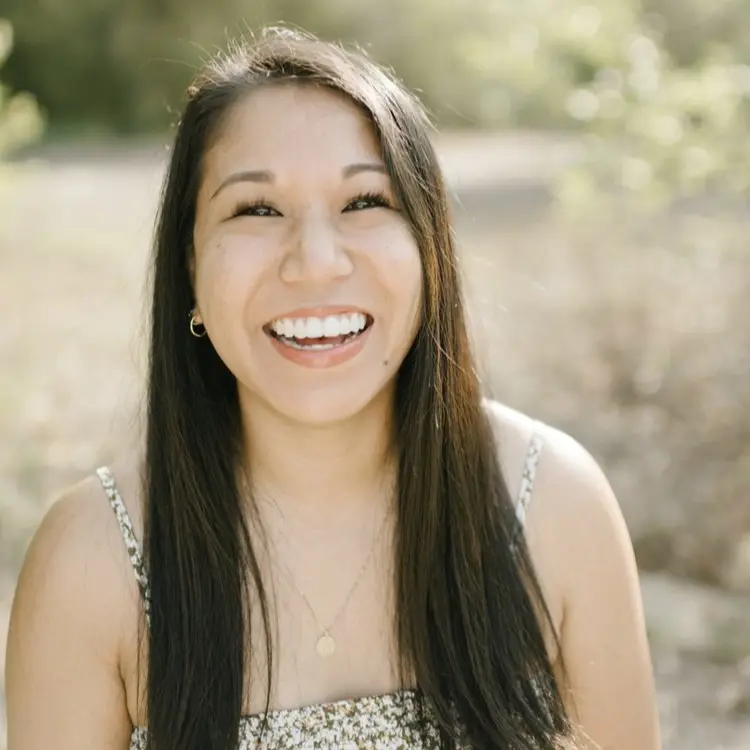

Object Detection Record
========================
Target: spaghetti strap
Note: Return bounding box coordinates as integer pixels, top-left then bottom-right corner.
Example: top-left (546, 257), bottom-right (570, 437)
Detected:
top-left (510, 424), bottom-right (544, 550)
top-left (95, 466), bottom-right (151, 623)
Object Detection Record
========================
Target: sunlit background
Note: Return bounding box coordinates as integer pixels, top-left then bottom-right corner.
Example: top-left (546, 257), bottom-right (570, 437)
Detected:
top-left (1, 1), bottom-right (749, 747)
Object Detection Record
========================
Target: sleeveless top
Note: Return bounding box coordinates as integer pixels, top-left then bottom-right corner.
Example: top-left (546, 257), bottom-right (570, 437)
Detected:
top-left (95, 427), bottom-right (544, 750)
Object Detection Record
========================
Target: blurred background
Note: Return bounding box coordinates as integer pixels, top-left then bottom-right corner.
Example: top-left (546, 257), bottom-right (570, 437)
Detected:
top-left (1, 1), bottom-right (749, 747)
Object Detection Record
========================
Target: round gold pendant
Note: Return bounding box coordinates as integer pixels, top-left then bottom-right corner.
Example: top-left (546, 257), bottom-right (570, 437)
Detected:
top-left (316, 633), bottom-right (336, 658)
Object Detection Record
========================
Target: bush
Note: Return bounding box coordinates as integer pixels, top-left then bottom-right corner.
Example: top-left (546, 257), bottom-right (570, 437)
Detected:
top-left (464, 209), bottom-right (750, 593)
top-left (2, 0), bottom-right (750, 147)
top-left (0, 19), bottom-right (42, 156)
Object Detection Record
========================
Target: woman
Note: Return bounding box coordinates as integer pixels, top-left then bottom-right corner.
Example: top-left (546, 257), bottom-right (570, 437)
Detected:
top-left (6, 29), bottom-right (661, 750)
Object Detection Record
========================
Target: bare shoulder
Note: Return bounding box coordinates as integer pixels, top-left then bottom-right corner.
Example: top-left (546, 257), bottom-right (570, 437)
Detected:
top-left (484, 401), bottom-right (660, 748)
top-left (5, 463), bottom-right (143, 747)
top-left (483, 399), bottom-right (637, 606)
top-left (8, 465), bottom-right (141, 656)
top-left (483, 398), bottom-right (610, 496)
top-left (484, 400), bottom-right (627, 543)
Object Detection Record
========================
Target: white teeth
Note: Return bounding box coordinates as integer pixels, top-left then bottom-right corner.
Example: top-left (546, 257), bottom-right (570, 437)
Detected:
top-left (269, 312), bottom-right (368, 341)
top-left (293, 319), bottom-right (307, 339)
top-left (285, 339), bottom-right (338, 351)
top-left (323, 316), bottom-right (341, 337)
top-left (305, 317), bottom-right (323, 338)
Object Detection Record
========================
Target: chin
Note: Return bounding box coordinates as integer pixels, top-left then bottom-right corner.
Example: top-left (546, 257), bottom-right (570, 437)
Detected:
top-left (280, 385), bottom-right (389, 427)
top-left (246, 374), bottom-right (394, 428)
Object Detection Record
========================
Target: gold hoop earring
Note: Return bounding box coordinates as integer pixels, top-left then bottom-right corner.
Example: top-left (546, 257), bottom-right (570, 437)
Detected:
top-left (189, 310), bottom-right (207, 338)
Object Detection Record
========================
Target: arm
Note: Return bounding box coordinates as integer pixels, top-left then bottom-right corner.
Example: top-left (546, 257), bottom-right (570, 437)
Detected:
top-left (543, 429), bottom-right (661, 749)
top-left (5, 479), bottom-right (134, 749)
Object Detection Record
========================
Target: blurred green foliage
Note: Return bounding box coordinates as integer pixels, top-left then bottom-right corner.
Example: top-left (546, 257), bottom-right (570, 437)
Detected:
top-left (0, 19), bottom-right (43, 156)
top-left (1, 0), bottom-right (748, 204)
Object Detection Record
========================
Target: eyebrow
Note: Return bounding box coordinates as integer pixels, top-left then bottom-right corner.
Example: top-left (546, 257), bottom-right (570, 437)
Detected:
top-left (210, 162), bottom-right (387, 200)
top-left (342, 162), bottom-right (387, 178)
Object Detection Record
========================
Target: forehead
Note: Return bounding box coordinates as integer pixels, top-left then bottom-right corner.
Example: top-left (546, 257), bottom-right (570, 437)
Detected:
top-left (204, 84), bottom-right (382, 180)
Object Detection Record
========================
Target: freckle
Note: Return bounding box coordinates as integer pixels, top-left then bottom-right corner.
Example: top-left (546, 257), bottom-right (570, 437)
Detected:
top-left (382, 359), bottom-right (389, 367)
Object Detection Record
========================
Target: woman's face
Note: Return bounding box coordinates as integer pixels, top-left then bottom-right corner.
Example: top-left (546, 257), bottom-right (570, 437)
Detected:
top-left (192, 84), bottom-right (423, 425)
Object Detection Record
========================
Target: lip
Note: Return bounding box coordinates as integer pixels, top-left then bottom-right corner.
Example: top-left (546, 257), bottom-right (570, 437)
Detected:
top-left (265, 321), bottom-right (373, 369)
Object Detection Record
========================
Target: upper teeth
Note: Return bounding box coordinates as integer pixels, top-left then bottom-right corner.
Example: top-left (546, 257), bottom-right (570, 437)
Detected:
top-left (270, 312), bottom-right (368, 339)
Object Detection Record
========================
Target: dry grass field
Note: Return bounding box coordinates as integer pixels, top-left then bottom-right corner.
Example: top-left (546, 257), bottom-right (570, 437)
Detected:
top-left (1, 133), bottom-right (749, 747)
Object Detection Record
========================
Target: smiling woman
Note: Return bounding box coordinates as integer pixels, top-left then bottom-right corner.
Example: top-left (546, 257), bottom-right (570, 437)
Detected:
top-left (5, 27), bottom-right (661, 750)
top-left (189, 82), bottom-right (422, 422)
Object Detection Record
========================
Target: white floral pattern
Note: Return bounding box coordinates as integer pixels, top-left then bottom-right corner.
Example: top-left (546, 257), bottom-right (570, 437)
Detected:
top-left (129, 690), bottom-right (442, 749)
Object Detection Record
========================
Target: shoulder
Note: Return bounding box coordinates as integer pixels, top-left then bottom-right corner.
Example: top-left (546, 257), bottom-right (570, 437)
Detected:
top-left (5, 466), bottom-right (144, 746)
top-left (7, 460), bottom-right (144, 666)
top-left (480, 409), bottom-right (659, 745)
top-left (483, 400), bottom-right (636, 609)
top-left (483, 398), bottom-right (626, 547)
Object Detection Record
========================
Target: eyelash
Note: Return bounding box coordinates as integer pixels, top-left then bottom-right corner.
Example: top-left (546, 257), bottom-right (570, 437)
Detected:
top-left (228, 190), bottom-right (393, 219)
top-left (343, 190), bottom-right (393, 212)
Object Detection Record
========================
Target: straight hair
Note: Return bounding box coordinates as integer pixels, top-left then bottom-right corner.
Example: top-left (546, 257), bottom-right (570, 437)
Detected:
top-left (143, 27), bottom-right (573, 750)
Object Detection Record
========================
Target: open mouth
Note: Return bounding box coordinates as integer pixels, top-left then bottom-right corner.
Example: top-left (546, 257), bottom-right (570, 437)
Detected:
top-left (264, 311), bottom-right (374, 351)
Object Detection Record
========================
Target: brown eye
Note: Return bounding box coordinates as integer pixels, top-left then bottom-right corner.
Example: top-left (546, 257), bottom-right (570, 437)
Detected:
top-left (343, 191), bottom-right (392, 212)
top-left (229, 200), bottom-right (281, 219)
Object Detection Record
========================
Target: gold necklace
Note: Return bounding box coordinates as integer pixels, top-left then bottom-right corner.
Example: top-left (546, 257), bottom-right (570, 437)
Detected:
top-left (275, 512), bottom-right (390, 657)
top-left (241, 473), bottom-right (392, 658)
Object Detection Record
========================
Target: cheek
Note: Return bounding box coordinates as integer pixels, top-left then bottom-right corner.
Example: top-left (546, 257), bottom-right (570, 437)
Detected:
top-left (392, 252), bottom-right (423, 324)
top-left (382, 228), bottom-right (422, 294)
top-left (360, 226), bottom-right (423, 327)
top-left (394, 246), bottom-right (424, 343)
top-left (193, 236), bottom-right (271, 320)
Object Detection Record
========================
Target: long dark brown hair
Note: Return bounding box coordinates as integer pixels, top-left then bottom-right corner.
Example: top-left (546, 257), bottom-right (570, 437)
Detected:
top-left (144, 27), bottom-right (572, 750)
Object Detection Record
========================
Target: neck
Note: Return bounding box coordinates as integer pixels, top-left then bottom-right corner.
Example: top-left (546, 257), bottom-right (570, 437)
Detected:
top-left (238, 387), bottom-right (396, 520)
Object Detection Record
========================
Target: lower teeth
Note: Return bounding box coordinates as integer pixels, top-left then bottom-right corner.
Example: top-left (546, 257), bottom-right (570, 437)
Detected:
top-left (287, 340), bottom-right (337, 351)
top-left (280, 331), bottom-right (360, 351)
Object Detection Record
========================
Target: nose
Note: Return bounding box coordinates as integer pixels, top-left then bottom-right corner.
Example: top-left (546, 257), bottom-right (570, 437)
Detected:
top-left (279, 215), bottom-right (354, 284)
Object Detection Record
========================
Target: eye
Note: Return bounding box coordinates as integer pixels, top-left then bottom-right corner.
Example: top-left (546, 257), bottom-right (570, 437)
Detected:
top-left (228, 199), bottom-right (281, 219)
top-left (343, 191), bottom-right (393, 212)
